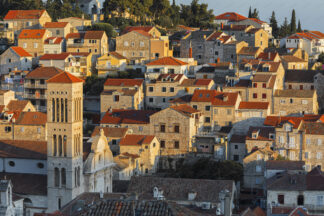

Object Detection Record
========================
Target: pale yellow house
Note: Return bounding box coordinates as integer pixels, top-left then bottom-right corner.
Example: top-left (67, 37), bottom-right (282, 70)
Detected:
top-left (97, 52), bottom-right (127, 77)
top-left (44, 22), bottom-right (72, 38)
top-left (58, 17), bottom-right (92, 31)
top-left (18, 29), bottom-right (51, 58)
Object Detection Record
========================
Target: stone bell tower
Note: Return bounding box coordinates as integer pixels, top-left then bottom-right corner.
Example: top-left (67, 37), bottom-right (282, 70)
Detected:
top-left (46, 72), bottom-right (84, 212)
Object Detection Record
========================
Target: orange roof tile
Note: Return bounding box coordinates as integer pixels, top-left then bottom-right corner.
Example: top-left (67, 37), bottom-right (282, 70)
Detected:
top-left (6, 100), bottom-right (30, 112)
top-left (238, 102), bottom-right (269, 110)
top-left (146, 57), bottom-right (187, 66)
top-left (40, 53), bottom-right (71, 60)
top-left (0, 140), bottom-right (47, 160)
top-left (104, 79), bottom-right (144, 87)
top-left (109, 52), bottom-right (127, 60)
top-left (10, 46), bottom-right (32, 57)
top-left (18, 29), bottom-right (47, 39)
top-left (170, 104), bottom-right (199, 116)
top-left (66, 32), bottom-right (83, 39)
top-left (180, 79), bottom-right (212, 86)
top-left (47, 72), bottom-right (84, 83)
top-left (191, 90), bottom-right (239, 106)
top-left (4, 10), bottom-right (46, 20)
top-left (264, 115), bottom-right (321, 128)
top-left (44, 37), bottom-right (63, 44)
top-left (120, 135), bottom-right (155, 146)
top-left (215, 12), bottom-right (247, 21)
top-left (132, 30), bottom-right (153, 38)
top-left (26, 67), bottom-right (63, 79)
top-left (101, 109), bottom-right (156, 125)
top-left (122, 26), bottom-right (154, 34)
top-left (44, 22), bottom-right (68, 28)
top-left (257, 52), bottom-right (278, 61)
top-left (16, 112), bottom-right (46, 125)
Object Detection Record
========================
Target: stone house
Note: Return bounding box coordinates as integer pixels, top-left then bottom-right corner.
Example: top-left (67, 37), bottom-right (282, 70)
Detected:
top-left (214, 12), bottom-right (247, 25)
top-left (145, 57), bottom-right (189, 79)
top-left (257, 51), bottom-right (281, 62)
top-left (100, 88), bottom-right (141, 113)
top-left (24, 67), bottom-right (63, 112)
top-left (265, 160), bottom-right (305, 179)
top-left (0, 46), bottom-right (32, 74)
top-left (245, 126), bottom-right (275, 153)
top-left (2, 10), bottom-right (52, 38)
top-left (58, 17), bottom-right (92, 31)
top-left (103, 79), bottom-right (144, 109)
top-left (178, 78), bottom-right (215, 94)
top-left (96, 52), bottom-right (127, 77)
top-left (222, 25), bottom-right (269, 50)
top-left (237, 47), bottom-right (262, 63)
top-left (280, 55), bottom-right (308, 70)
top-left (223, 41), bottom-right (249, 65)
top-left (0, 91), bottom-right (15, 106)
top-left (44, 37), bottom-right (64, 54)
top-left (4, 100), bottom-right (36, 112)
top-left (90, 126), bottom-right (128, 156)
top-left (234, 102), bottom-right (270, 134)
top-left (149, 104), bottom-right (203, 156)
top-left (196, 62), bottom-right (234, 80)
top-left (266, 166), bottom-right (324, 215)
top-left (189, 89), bottom-right (240, 129)
top-left (66, 31), bottom-right (108, 62)
top-left (100, 109), bottom-right (157, 135)
top-left (236, 18), bottom-right (272, 36)
top-left (44, 22), bottom-right (72, 38)
top-left (284, 70), bottom-right (317, 91)
top-left (113, 152), bottom-right (141, 180)
top-left (228, 134), bottom-right (246, 163)
top-left (145, 74), bottom-right (187, 110)
top-left (223, 79), bottom-right (251, 101)
top-left (243, 146), bottom-right (276, 189)
top-left (116, 27), bottom-right (171, 62)
top-left (273, 89), bottom-right (318, 116)
top-left (18, 29), bottom-right (51, 58)
top-left (119, 134), bottom-right (160, 174)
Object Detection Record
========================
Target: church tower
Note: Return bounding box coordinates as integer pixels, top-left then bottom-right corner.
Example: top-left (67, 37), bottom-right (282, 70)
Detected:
top-left (46, 72), bottom-right (84, 212)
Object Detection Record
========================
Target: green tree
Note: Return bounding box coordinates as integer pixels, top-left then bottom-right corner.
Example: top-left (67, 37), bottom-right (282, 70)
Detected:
top-left (280, 17), bottom-right (290, 37)
top-left (317, 52), bottom-right (324, 64)
top-left (150, 0), bottom-right (170, 20)
top-left (269, 11), bottom-right (279, 38)
top-left (89, 23), bottom-right (117, 38)
top-left (290, 9), bottom-right (297, 34)
top-left (297, 19), bottom-right (302, 32)
top-left (248, 6), bottom-right (252, 18)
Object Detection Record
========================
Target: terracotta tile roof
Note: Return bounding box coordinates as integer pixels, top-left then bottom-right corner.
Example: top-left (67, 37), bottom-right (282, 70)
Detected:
top-left (306, 166), bottom-right (324, 190)
top-left (266, 160), bottom-right (305, 170)
top-left (0, 173), bottom-right (46, 196)
top-left (280, 55), bottom-right (306, 62)
top-left (191, 90), bottom-right (239, 106)
top-left (246, 28), bottom-right (262, 34)
top-left (206, 32), bottom-right (224, 41)
top-left (264, 115), bottom-right (321, 128)
top-left (274, 89), bottom-right (315, 98)
top-left (214, 12), bottom-right (247, 21)
top-left (238, 47), bottom-right (261, 55)
top-left (252, 74), bottom-right (272, 82)
top-left (128, 176), bottom-right (234, 202)
top-left (169, 95), bottom-right (193, 104)
top-left (146, 57), bottom-right (188, 66)
top-left (44, 37), bottom-right (63, 44)
top-left (284, 70), bottom-right (321, 83)
top-left (246, 126), bottom-right (275, 141)
top-left (15, 112), bottom-right (46, 125)
top-left (120, 134), bottom-right (155, 146)
top-left (109, 51), bottom-right (127, 60)
top-left (18, 29), bottom-right (47, 39)
top-left (91, 126), bottom-right (128, 138)
top-left (122, 26), bottom-right (154, 34)
top-left (44, 22), bottom-right (68, 28)
top-left (180, 79), bottom-right (212, 86)
top-left (26, 67), bottom-right (63, 79)
top-left (207, 62), bottom-right (231, 70)
top-left (101, 109), bottom-right (156, 125)
top-left (84, 31), bottom-right (105, 39)
top-left (156, 74), bottom-right (184, 82)
top-left (247, 18), bottom-right (266, 25)
top-left (104, 79), bottom-right (143, 87)
top-left (238, 101), bottom-right (269, 110)
top-left (234, 79), bottom-right (251, 87)
top-left (288, 31), bottom-right (324, 40)
top-left (240, 59), bottom-right (280, 73)
top-left (0, 140), bottom-right (47, 160)
top-left (39, 53), bottom-right (71, 60)
top-left (66, 32), bottom-right (84, 39)
top-left (176, 25), bottom-right (198, 32)
top-left (267, 171), bottom-right (306, 191)
top-left (170, 104), bottom-right (200, 116)
top-left (47, 72), bottom-right (84, 83)
top-left (6, 100), bottom-right (30, 111)
top-left (257, 52), bottom-right (278, 61)
top-left (302, 122), bottom-right (324, 135)
top-left (4, 10), bottom-right (46, 20)
top-left (10, 46), bottom-right (32, 57)
top-left (132, 30), bottom-right (153, 38)
top-left (230, 134), bottom-right (246, 143)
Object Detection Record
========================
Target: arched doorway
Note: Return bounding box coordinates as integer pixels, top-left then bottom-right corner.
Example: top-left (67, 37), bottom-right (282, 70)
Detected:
top-left (23, 198), bottom-right (32, 216)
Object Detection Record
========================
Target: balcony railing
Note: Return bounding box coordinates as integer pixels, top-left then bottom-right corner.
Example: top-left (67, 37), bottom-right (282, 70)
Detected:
top-left (24, 83), bottom-right (47, 89)
top-left (96, 65), bottom-right (119, 70)
top-left (24, 93), bottom-right (47, 99)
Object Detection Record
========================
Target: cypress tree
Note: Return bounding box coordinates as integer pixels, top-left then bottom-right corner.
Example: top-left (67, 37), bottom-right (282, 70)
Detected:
top-left (248, 6), bottom-right (252, 18)
top-left (270, 11), bottom-right (279, 38)
top-left (297, 20), bottom-right (302, 32)
top-left (290, 9), bottom-right (297, 34)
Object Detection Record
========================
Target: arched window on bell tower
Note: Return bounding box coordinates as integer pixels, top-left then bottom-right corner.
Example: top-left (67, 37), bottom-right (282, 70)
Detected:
top-left (65, 99), bottom-right (68, 123)
top-left (53, 135), bottom-right (57, 156)
top-left (61, 168), bottom-right (66, 187)
top-left (58, 135), bottom-right (63, 156)
top-left (56, 98), bottom-right (60, 122)
top-left (63, 135), bottom-right (67, 157)
top-left (61, 98), bottom-right (64, 122)
top-left (52, 98), bottom-right (55, 122)
top-left (54, 168), bottom-right (60, 187)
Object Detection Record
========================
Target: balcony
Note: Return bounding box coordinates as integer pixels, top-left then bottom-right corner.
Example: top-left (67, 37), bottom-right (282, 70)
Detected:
top-left (24, 93), bottom-right (47, 100)
top-left (24, 83), bottom-right (47, 89)
top-left (96, 65), bottom-right (119, 71)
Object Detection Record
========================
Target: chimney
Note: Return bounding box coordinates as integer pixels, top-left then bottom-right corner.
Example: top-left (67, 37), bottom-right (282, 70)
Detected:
top-left (82, 14), bottom-right (84, 20)
top-left (268, 52), bottom-right (271, 60)
top-left (217, 57), bottom-right (220, 63)
top-left (221, 23), bottom-right (224, 30)
top-left (224, 192), bottom-right (231, 216)
top-left (189, 41), bottom-right (192, 58)
top-left (223, 95), bottom-right (228, 102)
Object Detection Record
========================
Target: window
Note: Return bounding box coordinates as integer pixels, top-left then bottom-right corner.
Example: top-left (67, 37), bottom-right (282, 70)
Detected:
top-left (54, 168), bottom-right (60, 187)
top-left (205, 106), bottom-right (211, 111)
top-left (8, 161), bottom-right (15, 167)
top-left (289, 151), bottom-right (295, 160)
top-left (289, 137), bottom-right (295, 148)
top-left (8, 58), bottom-right (11, 63)
top-left (215, 51), bottom-right (219, 55)
top-left (131, 42), bottom-right (135, 47)
top-left (253, 93), bottom-right (257, 98)
top-left (170, 87), bottom-right (174, 92)
top-left (149, 87), bottom-right (153, 92)
top-left (162, 98), bottom-right (166, 103)
top-left (162, 87), bottom-right (166, 92)
top-left (5, 127), bottom-right (11, 133)
top-left (256, 165), bottom-right (262, 172)
top-left (168, 69), bottom-right (175, 74)
top-left (37, 127), bottom-right (41, 133)
top-left (280, 99), bottom-right (286, 104)
top-left (319, 139), bottom-right (323, 146)
top-left (306, 138), bottom-right (311, 145)
top-left (149, 98), bottom-right (154, 103)
top-left (114, 95), bottom-right (119, 102)
top-left (317, 195), bottom-right (324, 206)
top-left (317, 152), bottom-right (322, 159)
top-left (95, 49), bottom-right (97, 53)
top-left (112, 139), bottom-right (117, 145)
top-left (290, 99), bottom-right (294, 104)
top-left (214, 109), bottom-right (218, 115)
top-left (160, 140), bottom-right (165, 148)
top-left (262, 93), bottom-right (267, 99)
top-left (160, 124), bottom-right (165, 132)
top-left (140, 41), bottom-right (144, 47)
top-left (21, 127), bottom-right (24, 132)
top-left (193, 105), bottom-right (197, 110)
top-left (257, 154), bottom-right (261, 160)
top-left (233, 155), bottom-right (239, 161)
top-left (305, 152), bottom-right (309, 159)
top-left (288, 84), bottom-right (292, 89)
top-left (302, 100), bottom-right (308, 105)
top-left (279, 136), bottom-right (284, 143)
top-left (300, 85), bottom-right (303, 90)
top-left (227, 109), bottom-right (232, 115)
top-left (205, 117), bottom-right (210, 123)
top-left (34, 43), bottom-right (38, 48)
top-left (231, 54), bottom-right (234, 59)
top-left (174, 141), bottom-right (180, 149)
top-left (61, 168), bottom-right (66, 186)
top-left (234, 145), bottom-right (238, 149)
top-left (37, 163), bottom-right (44, 168)
top-left (139, 126), bottom-right (143, 132)
top-left (174, 125), bottom-right (180, 133)
top-left (23, 43), bottom-right (27, 48)
top-left (262, 83), bottom-right (266, 88)
top-left (253, 83), bottom-right (257, 88)
top-left (124, 41), bottom-right (129, 46)
top-left (278, 195), bottom-right (285, 204)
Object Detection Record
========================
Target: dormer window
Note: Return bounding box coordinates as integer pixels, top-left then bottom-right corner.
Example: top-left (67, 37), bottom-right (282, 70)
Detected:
top-left (244, 64), bottom-right (252, 72)
top-left (269, 133), bottom-right (275, 140)
top-left (285, 124), bottom-right (292, 132)
top-left (252, 130), bottom-right (259, 139)
top-left (262, 65), bottom-right (270, 72)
